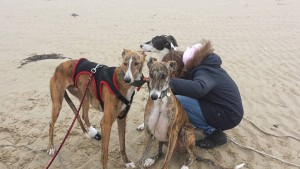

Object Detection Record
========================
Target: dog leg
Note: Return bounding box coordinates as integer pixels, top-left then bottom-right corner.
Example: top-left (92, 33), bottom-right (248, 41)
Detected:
top-left (137, 133), bottom-right (155, 168)
top-left (100, 118), bottom-right (112, 169)
top-left (64, 91), bottom-right (87, 133)
top-left (144, 141), bottom-right (163, 167)
top-left (74, 80), bottom-right (92, 128)
top-left (100, 104), bottom-right (115, 169)
top-left (117, 117), bottom-right (135, 168)
top-left (81, 95), bottom-right (91, 127)
top-left (162, 129), bottom-right (179, 169)
top-left (152, 142), bottom-right (163, 161)
top-left (181, 126), bottom-right (196, 169)
top-left (81, 96), bottom-right (96, 139)
top-left (82, 101), bottom-right (100, 140)
top-left (75, 78), bottom-right (101, 140)
top-left (48, 77), bottom-right (64, 155)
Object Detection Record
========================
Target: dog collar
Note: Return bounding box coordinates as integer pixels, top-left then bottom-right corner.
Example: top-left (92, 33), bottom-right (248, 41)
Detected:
top-left (131, 74), bottom-right (147, 88)
top-left (119, 69), bottom-right (146, 89)
top-left (159, 88), bottom-right (171, 99)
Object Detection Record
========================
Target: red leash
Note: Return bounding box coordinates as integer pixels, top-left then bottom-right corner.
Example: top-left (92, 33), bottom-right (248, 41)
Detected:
top-left (45, 66), bottom-right (97, 168)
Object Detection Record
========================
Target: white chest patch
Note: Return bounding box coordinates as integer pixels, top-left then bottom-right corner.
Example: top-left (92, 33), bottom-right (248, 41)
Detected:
top-left (120, 86), bottom-right (135, 112)
top-left (146, 97), bottom-right (169, 142)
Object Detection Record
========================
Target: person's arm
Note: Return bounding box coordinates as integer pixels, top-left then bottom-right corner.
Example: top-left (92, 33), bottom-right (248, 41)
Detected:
top-left (169, 69), bottom-right (217, 99)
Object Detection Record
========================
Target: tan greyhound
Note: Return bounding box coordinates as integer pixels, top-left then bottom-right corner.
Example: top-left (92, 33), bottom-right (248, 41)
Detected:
top-left (48, 49), bottom-right (147, 169)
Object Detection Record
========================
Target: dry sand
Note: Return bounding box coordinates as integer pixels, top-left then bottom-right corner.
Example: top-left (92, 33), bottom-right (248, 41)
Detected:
top-left (0, 0), bottom-right (300, 168)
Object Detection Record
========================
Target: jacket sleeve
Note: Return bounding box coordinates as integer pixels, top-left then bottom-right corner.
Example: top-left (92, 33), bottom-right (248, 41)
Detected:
top-left (169, 69), bottom-right (217, 99)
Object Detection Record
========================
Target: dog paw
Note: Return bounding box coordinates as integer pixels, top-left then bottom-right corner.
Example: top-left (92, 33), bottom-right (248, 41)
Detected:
top-left (47, 148), bottom-right (55, 155)
top-left (85, 126), bottom-right (101, 141)
top-left (181, 165), bottom-right (189, 169)
top-left (136, 123), bottom-right (144, 131)
top-left (88, 126), bottom-right (98, 137)
top-left (143, 158), bottom-right (155, 167)
top-left (125, 162), bottom-right (136, 168)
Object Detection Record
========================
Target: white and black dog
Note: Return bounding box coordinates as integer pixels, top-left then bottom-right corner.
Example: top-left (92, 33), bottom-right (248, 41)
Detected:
top-left (137, 35), bottom-right (185, 131)
top-left (140, 35), bottom-right (179, 59)
top-left (140, 35), bottom-right (184, 77)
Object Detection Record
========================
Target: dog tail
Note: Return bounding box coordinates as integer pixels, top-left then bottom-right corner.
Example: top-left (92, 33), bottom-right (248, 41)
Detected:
top-left (64, 92), bottom-right (87, 132)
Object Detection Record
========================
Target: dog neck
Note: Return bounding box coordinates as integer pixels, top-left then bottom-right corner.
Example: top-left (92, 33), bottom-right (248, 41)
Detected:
top-left (160, 48), bottom-right (178, 61)
top-left (159, 48), bottom-right (171, 60)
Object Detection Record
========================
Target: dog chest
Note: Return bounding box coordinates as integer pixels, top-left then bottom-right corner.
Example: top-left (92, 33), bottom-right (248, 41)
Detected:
top-left (146, 98), bottom-right (170, 142)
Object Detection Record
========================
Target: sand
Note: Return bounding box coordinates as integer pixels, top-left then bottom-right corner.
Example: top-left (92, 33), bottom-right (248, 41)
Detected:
top-left (0, 0), bottom-right (300, 168)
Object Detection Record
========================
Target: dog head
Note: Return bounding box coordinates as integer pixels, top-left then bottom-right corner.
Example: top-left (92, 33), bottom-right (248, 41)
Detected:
top-left (140, 35), bottom-right (178, 55)
top-left (147, 57), bottom-right (177, 100)
top-left (121, 49), bottom-right (147, 84)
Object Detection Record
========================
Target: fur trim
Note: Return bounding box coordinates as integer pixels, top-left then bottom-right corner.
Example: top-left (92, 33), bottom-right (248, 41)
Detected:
top-left (180, 40), bottom-right (214, 78)
top-left (183, 43), bottom-right (202, 65)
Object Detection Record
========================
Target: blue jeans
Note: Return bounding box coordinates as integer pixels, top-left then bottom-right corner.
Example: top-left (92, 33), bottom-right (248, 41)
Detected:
top-left (176, 95), bottom-right (216, 134)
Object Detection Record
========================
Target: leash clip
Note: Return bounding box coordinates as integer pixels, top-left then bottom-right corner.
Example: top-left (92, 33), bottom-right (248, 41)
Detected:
top-left (91, 64), bottom-right (102, 74)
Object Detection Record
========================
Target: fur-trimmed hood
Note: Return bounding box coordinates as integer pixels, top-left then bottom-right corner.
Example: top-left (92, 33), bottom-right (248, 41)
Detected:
top-left (181, 40), bottom-right (216, 77)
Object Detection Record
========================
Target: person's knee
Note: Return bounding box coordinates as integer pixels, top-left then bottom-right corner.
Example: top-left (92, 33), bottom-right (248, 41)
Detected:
top-left (175, 95), bottom-right (186, 102)
top-left (175, 95), bottom-right (189, 108)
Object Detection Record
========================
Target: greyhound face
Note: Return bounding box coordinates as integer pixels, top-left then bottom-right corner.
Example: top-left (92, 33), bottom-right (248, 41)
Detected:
top-left (140, 35), bottom-right (178, 53)
top-left (121, 49), bottom-right (147, 84)
top-left (147, 57), bottom-right (177, 100)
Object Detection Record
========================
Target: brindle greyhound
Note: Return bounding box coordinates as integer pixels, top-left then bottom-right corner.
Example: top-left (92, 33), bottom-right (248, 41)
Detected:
top-left (138, 57), bottom-right (196, 169)
top-left (137, 35), bottom-right (184, 131)
top-left (47, 49), bottom-right (146, 169)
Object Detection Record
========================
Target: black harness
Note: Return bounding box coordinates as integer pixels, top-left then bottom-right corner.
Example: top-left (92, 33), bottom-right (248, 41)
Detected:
top-left (73, 58), bottom-right (146, 119)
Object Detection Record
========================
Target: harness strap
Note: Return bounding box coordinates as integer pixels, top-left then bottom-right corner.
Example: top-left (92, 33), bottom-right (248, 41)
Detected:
top-left (103, 69), bottom-right (130, 105)
top-left (103, 69), bottom-right (136, 119)
top-left (118, 91), bottom-right (135, 119)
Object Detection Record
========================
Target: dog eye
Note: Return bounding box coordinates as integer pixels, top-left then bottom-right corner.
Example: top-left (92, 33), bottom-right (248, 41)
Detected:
top-left (161, 74), bottom-right (167, 79)
top-left (123, 63), bottom-right (128, 66)
top-left (134, 62), bottom-right (140, 66)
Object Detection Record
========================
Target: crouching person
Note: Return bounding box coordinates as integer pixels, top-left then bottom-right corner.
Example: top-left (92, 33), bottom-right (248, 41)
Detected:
top-left (170, 40), bottom-right (244, 149)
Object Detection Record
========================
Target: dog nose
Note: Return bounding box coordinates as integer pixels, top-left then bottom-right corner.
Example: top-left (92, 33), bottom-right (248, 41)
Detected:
top-left (150, 93), bottom-right (158, 100)
top-left (140, 45), bottom-right (143, 49)
top-left (124, 77), bottom-right (131, 83)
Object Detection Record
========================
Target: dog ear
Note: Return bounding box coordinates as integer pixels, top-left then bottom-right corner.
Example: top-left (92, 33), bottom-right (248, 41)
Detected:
top-left (122, 49), bottom-right (131, 58)
top-left (167, 61), bottom-right (177, 72)
top-left (139, 51), bottom-right (147, 59)
top-left (147, 57), bottom-right (157, 68)
top-left (167, 35), bottom-right (178, 47)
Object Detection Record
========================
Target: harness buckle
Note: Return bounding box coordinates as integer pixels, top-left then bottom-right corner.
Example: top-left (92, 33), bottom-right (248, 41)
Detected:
top-left (91, 64), bottom-right (102, 74)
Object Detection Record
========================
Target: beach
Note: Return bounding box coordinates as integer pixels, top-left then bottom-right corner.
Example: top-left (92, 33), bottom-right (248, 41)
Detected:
top-left (0, 0), bottom-right (300, 168)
